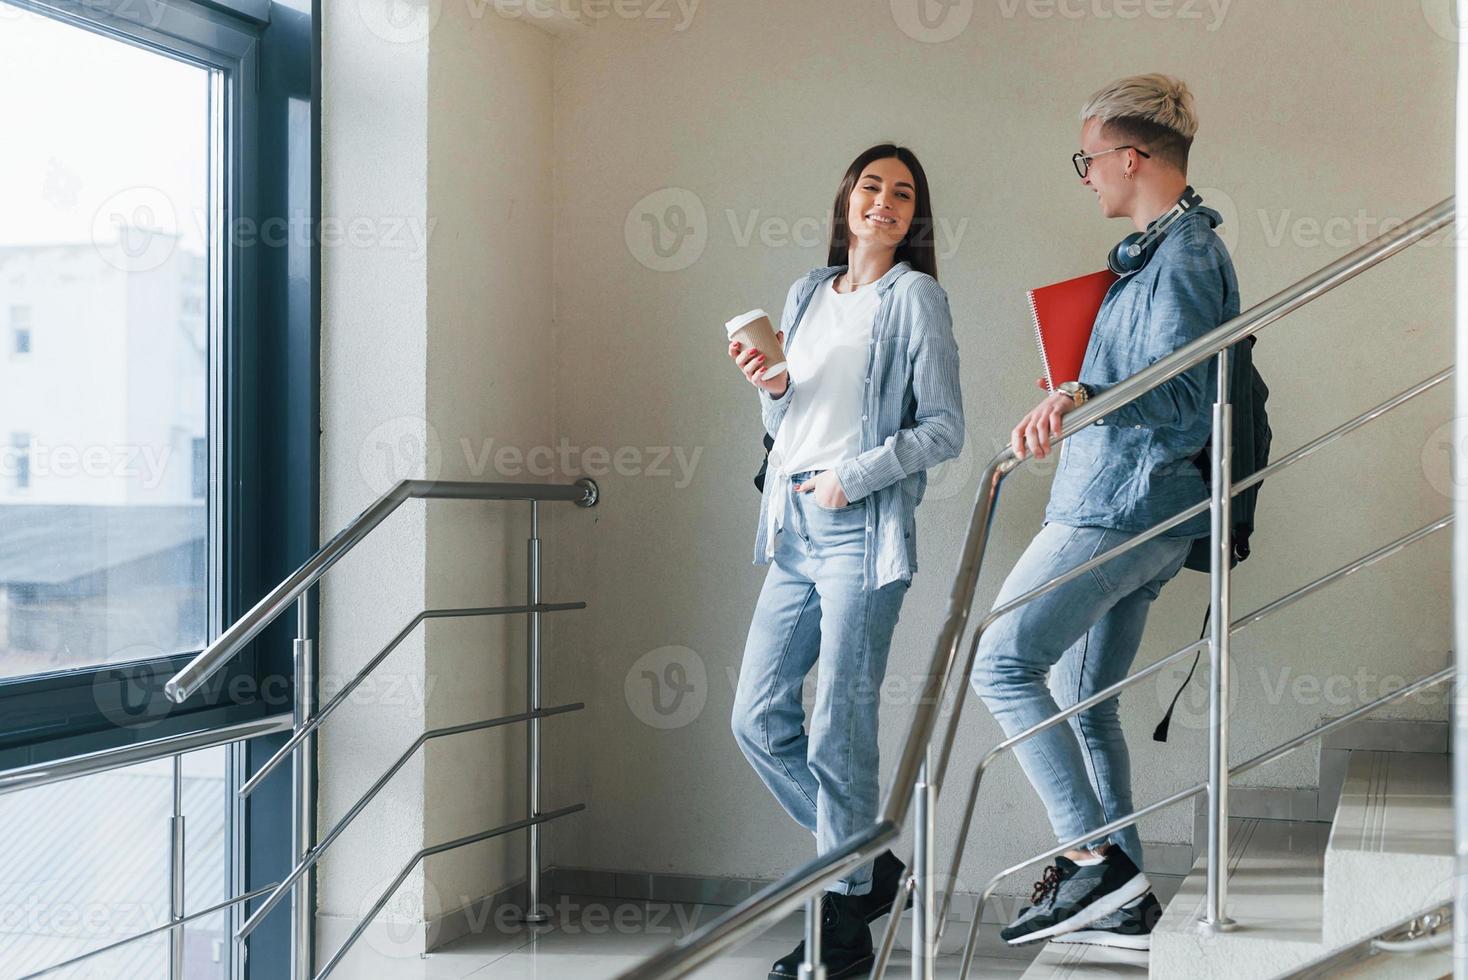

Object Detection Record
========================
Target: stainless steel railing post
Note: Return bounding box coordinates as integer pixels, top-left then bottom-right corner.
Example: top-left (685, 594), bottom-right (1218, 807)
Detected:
top-left (1203, 348), bottom-right (1236, 932)
top-left (169, 754), bottom-right (185, 979)
top-left (911, 755), bottom-right (936, 979)
top-left (291, 593), bottom-right (317, 977)
top-left (523, 500), bottom-right (550, 924)
top-left (798, 893), bottom-right (825, 980)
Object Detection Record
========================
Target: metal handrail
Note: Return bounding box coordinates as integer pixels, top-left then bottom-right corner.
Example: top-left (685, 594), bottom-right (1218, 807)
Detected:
top-left (0, 712), bottom-right (293, 796)
top-left (18, 879), bottom-right (283, 979)
top-left (874, 511), bottom-right (1454, 978)
top-left (164, 478), bottom-right (599, 704)
top-left (6, 713), bottom-right (298, 980)
top-left (239, 601), bottom-right (586, 798)
top-left (953, 664), bottom-right (1455, 979)
top-left (315, 803), bottom-right (585, 980)
top-left (236, 701), bottom-right (585, 940)
top-left (614, 196), bottom-right (1454, 980)
top-left (918, 369), bottom-right (1453, 930)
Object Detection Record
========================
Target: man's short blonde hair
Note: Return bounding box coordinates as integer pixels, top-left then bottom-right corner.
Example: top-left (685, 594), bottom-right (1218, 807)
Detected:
top-left (1080, 74), bottom-right (1197, 172)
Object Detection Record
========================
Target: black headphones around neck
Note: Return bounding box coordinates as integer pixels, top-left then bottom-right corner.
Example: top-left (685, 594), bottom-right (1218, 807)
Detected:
top-left (1107, 186), bottom-right (1204, 276)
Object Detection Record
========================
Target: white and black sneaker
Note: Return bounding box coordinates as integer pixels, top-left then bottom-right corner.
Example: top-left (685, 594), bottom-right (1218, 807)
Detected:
top-left (1050, 892), bottom-right (1161, 950)
top-left (999, 849), bottom-right (1150, 946)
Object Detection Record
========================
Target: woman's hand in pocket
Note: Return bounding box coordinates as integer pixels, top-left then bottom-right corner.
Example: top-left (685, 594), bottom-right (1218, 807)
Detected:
top-left (794, 469), bottom-right (849, 509)
top-left (729, 332), bottom-right (787, 395)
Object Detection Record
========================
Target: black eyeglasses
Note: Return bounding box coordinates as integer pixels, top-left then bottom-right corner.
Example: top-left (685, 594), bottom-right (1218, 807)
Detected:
top-left (1072, 145), bottom-right (1151, 178)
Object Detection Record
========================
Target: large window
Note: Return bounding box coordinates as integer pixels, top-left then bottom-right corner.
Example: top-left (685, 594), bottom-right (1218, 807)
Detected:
top-left (0, 748), bottom-right (229, 977)
top-left (0, 0), bottom-right (315, 975)
top-left (0, 3), bottom-right (212, 681)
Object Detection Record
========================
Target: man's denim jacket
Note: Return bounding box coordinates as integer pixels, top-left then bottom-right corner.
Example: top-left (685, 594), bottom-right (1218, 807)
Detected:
top-left (1046, 206), bottom-right (1240, 538)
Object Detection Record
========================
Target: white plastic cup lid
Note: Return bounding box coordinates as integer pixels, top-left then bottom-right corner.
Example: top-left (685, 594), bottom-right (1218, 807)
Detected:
top-left (725, 309), bottom-right (770, 338)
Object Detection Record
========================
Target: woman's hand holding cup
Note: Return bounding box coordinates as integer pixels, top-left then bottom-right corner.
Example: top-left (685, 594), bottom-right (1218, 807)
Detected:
top-left (729, 331), bottom-right (787, 395)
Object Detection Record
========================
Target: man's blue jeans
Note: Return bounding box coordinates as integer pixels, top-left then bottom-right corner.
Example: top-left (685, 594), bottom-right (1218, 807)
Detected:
top-left (732, 470), bottom-right (909, 896)
top-left (970, 522), bottom-right (1191, 868)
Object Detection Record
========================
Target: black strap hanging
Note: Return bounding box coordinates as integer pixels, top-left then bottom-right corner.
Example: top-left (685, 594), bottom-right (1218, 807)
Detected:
top-left (1153, 606), bottom-right (1212, 743)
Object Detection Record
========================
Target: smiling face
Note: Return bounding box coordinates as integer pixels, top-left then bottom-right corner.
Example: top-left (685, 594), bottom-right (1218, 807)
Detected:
top-left (845, 156), bottom-right (917, 250)
top-left (1078, 117), bottom-right (1138, 220)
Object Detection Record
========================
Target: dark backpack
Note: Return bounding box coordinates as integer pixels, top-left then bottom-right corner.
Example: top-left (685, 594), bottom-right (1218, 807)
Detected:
top-left (753, 432), bottom-right (775, 493)
top-left (1156, 336), bottom-right (1270, 741)
top-left (1182, 335), bottom-right (1272, 572)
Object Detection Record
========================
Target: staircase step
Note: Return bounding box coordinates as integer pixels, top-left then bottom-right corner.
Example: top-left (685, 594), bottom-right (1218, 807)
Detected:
top-left (1152, 817), bottom-right (1330, 979)
top-left (1322, 750), bottom-right (1453, 945)
top-left (1020, 942), bottom-right (1149, 978)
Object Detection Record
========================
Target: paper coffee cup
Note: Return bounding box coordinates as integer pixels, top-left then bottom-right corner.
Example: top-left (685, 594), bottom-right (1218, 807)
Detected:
top-left (725, 309), bottom-right (787, 381)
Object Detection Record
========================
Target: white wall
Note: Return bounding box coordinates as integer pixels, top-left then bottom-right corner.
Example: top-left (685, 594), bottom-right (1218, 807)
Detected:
top-left (421, 2), bottom-right (568, 934)
top-left (318, 0), bottom-right (586, 959)
top-left (321, 0), bottom-right (1457, 945)
top-left (544, 0), bottom-right (1455, 905)
top-left (318, 0), bottom-right (431, 946)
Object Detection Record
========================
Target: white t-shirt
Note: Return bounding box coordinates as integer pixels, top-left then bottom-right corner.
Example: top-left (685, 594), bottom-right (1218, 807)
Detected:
top-left (769, 279), bottom-right (881, 478)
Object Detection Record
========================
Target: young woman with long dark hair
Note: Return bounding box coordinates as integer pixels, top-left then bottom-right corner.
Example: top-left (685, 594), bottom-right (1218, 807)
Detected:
top-left (726, 144), bottom-right (965, 979)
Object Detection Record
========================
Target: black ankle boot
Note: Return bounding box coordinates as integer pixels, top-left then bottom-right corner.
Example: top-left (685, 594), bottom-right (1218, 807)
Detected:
top-left (768, 891), bottom-right (873, 979)
top-left (848, 849), bottom-right (915, 924)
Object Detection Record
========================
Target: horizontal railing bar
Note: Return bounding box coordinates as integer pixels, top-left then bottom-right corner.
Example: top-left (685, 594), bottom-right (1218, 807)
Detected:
top-left (1236, 515), bottom-right (1451, 630)
top-left (0, 713), bottom-right (293, 797)
top-left (240, 601), bottom-right (586, 799)
top-left (615, 823), bottom-right (898, 980)
top-left (315, 803), bottom-right (585, 980)
top-left (617, 197), bottom-right (1453, 980)
top-left (165, 478), bottom-right (598, 704)
top-left (237, 702), bottom-right (584, 941)
top-left (953, 665), bottom-right (1455, 980)
top-left (18, 879), bottom-right (282, 979)
top-left (1233, 666), bottom-right (1453, 777)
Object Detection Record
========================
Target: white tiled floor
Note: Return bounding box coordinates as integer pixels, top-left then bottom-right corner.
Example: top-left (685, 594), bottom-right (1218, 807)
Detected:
top-left (319, 894), bottom-right (1042, 979)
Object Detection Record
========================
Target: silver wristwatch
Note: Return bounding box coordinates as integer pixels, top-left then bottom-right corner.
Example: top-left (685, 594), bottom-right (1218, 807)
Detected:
top-left (1057, 380), bottom-right (1090, 407)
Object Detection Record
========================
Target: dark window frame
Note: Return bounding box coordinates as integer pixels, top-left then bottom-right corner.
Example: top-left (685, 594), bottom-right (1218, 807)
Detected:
top-left (0, 0), bottom-right (317, 974)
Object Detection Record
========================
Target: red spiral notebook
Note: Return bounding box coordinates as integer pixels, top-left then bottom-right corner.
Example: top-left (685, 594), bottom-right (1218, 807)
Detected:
top-left (1027, 269), bottom-right (1118, 391)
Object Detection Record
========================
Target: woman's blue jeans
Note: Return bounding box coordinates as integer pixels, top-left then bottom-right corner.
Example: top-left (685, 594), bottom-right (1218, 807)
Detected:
top-left (970, 522), bottom-right (1190, 869)
top-left (731, 470), bottom-right (909, 896)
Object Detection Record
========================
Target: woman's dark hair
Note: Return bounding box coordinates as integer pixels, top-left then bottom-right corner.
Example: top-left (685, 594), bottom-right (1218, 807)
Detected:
top-left (826, 143), bottom-right (938, 282)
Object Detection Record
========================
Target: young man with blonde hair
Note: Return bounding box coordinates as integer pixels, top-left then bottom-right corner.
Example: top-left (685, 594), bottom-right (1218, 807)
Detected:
top-left (970, 73), bottom-right (1239, 949)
